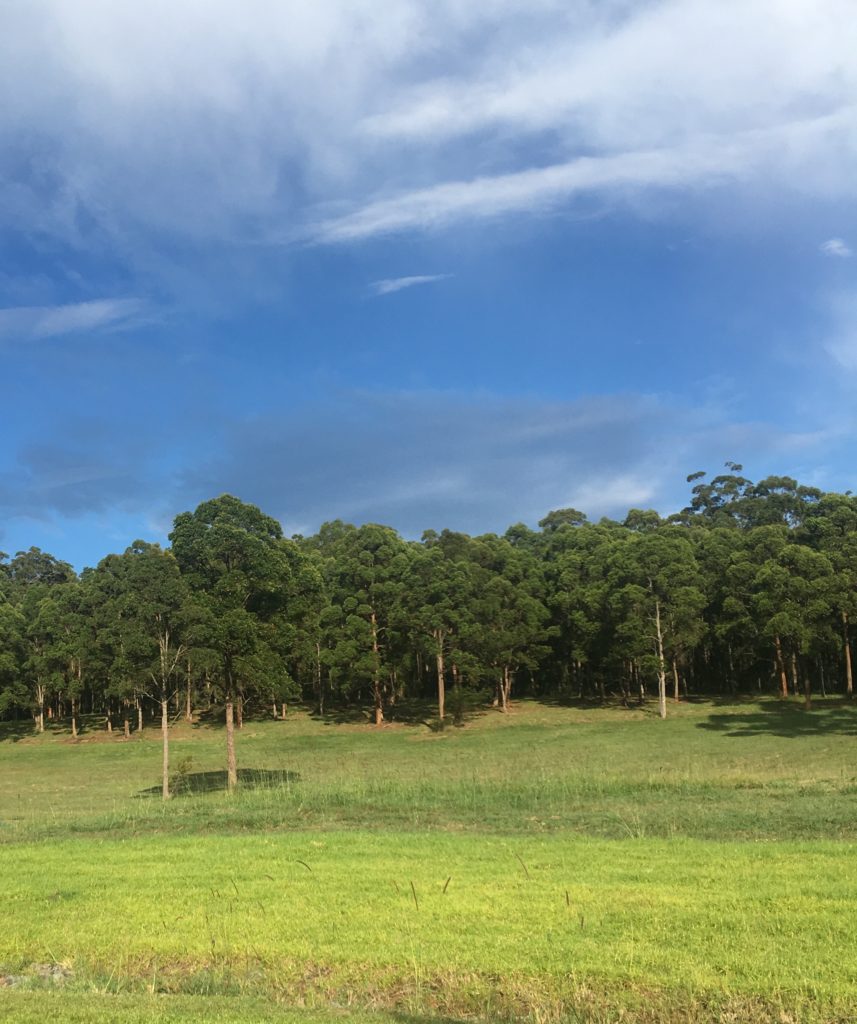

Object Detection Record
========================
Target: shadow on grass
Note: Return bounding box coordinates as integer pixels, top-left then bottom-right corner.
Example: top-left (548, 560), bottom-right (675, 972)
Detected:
top-left (318, 696), bottom-right (489, 731)
top-left (0, 719), bottom-right (39, 743)
top-left (137, 768), bottom-right (301, 798)
top-left (697, 698), bottom-right (857, 738)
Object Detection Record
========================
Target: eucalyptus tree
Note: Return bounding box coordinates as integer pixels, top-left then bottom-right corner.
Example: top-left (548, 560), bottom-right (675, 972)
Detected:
top-left (611, 520), bottom-right (705, 718)
top-left (467, 534), bottom-right (553, 710)
top-left (405, 542), bottom-right (473, 722)
top-left (747, 529), bottom-right (834, 708)
top-left (801, 493), bottom-right (857, 696)
top-left (5, 549), bottom-right (77, 732)
top-left (322, 523), bottom-right (411, 725)
top-left (32, 583), bottom-right (89, 736)
top-left (541, 519), bottom-right (621, 697)
top-left (88, 542), bottom-right (192, 797)
top-left (170, 495), bottom-right (295, 789)
top-left (0, 597), bottom-right (26, 721)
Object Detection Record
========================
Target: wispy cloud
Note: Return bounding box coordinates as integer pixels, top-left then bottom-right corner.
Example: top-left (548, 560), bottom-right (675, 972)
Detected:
top-left (0, 299), bottom-right (144, 342)
top-left (313, 112), bottom-right (848, 243)
top-left (0, 1), bottom-right (855, 269)
top-left (370, 274), bottom-right (450, 296)
top-left (821, 238), bottom-right (853, 258)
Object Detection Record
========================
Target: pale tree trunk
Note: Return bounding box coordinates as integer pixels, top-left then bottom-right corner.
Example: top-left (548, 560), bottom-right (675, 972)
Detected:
top-left (654, 597), bottom-right (667, 720)
top-left (123, 701), bottom-right (131, 739)
top-left (225, 695), bottom-right (238, 791)
top-left (843, 612), bottom-right (853, 698)
top-left (672, 658), bottom-right (680, 702)
top-left (186, 659), bottom-right (193, 722)
top-left (315, 641), bottom-right (324, 716)
top-left (435, 630), bottom-right (446, 722)
top-left (280, 703), bottom-right (287, 720)
top-left (71, 697), bottom-right (78, 739)
top-left (370, 609), bottom-right (383, 725)
top-left (106, 704), bottom-right (113, 733)
top-left (161, 696), bottom-right (171, 800)
top-left (236, 694), bottom-right (243, 730)
top-left (36, 682), bottom-right (45, 734)
top-left (500, 665), bottom-right (512, 712)
top-left (774, 636), bottom-right (789, 698)
top-left (137, 695), bottom-right (144, 732)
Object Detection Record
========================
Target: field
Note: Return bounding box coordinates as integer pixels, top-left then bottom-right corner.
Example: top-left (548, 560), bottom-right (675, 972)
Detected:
top-left (1, 697), bottom-right (856, 1023)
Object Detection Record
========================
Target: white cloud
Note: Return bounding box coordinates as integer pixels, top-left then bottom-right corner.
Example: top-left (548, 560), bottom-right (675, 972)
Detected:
top-left (0, 0), bottom-right (855, 266)
top-left (370, 274), bottom-right (450, 295)
top-left (0, 299), bottom-right (144, 342)
top-left (821, 238), bottom-right (852, 258)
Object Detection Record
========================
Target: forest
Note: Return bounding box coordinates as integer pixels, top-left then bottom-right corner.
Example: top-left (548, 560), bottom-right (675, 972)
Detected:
top-left (1, 465), bottom-right (855, 797)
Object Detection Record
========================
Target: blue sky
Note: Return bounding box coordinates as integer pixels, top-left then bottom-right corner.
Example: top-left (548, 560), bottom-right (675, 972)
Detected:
top-left (1, 0), bottom-right (856, 568)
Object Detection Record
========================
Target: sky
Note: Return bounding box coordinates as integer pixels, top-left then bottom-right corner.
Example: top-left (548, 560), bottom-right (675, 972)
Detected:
top-left (1, 0), bottom-right (857, 569)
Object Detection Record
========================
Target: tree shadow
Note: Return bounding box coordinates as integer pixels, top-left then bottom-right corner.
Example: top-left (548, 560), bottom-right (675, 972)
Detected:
top-left (697, 698), bottom-right (857, 738)
top-left (317, 697), bottom-right (489, 731)
top-left (0, 719), bottom-right (39, 743)
top-left (136, 767), bottom-right (301, 798)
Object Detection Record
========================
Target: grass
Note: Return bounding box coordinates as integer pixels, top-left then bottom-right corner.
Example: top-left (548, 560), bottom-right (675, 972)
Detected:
top-left (1, 697), bottom-right (856, 1022)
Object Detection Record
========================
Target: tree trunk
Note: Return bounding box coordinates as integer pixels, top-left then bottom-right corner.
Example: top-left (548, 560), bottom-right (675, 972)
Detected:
top-left (123, 703), bottom-right (131, 739)
top-left (71, 698), bottom-right (78, 739)
top-left (36, 682), bottom-right (45, 734)
top-left (672, 658), bottom-right (680, 702)
top-left (161, 696), bottom-right (171, 800)
top-left (370, 610), bottom-right (384, 725)
top-left (654, 597), bottom-right (667, 720)
top-left (225, 696), bottom-right (238, 791)
top-left (843, 612), bottom-right (853, 698)
top-left (774, 636), bottom-right (789, 698)
top-left (435, 631), bottom-right (446, 722)
top-left (137, 696), bottom-right (144, 733)
top-left (106, 704), bottom-right (113, 733)
top-left (790, 651), bottom-right (799, 697)
top-left (315, 641), bottom-right (324, 716)
top-left (186, 659), bottom-right (193, 722)
top-left (280, 703), bottom-right (287, 720)
top-left (236, 694), bottom-right (243, 730)
top-left (803, 664), bottom-right (812, 711)
top-left (500, 665), bottom-right (513, 711)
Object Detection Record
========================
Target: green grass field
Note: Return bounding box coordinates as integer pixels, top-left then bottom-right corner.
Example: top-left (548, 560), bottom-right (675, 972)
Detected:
top-left (1, 698), bottom-right (856, 1023)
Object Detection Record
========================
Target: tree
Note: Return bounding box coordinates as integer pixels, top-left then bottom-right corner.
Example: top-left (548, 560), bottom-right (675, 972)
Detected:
top-left (88, 542), bottom-right (192, 798)
top-left (170, 495), bottom-right (294, 790)
top-left (611, 526), bottom-right (704, 718)
top-left (322, 524), bottom-right (410, 725)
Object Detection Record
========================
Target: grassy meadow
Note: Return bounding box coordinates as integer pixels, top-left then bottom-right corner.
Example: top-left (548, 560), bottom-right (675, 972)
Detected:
top-left (1, 697), bottom-right (856, 1023)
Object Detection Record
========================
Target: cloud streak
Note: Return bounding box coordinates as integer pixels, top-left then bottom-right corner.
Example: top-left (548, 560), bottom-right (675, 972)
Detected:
top-left (0, 299), bottom-right (144, 342)
top-left (370, 274), bottom-right (450, 295)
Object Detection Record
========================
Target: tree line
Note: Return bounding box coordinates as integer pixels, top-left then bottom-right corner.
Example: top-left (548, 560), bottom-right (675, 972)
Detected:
top-left (1, 466), bottom-right (855, 796)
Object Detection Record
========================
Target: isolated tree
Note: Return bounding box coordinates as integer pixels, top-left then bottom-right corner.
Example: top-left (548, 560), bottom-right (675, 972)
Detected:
top-left (170, 495), bottom-right (293, 790)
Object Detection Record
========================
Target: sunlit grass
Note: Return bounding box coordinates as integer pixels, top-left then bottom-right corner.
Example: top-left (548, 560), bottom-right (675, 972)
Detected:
top-left (1, 698), bottom-right (856, 1022)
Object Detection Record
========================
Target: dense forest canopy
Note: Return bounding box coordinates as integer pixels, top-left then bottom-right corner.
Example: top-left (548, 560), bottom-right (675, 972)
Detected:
top-left (2, 467), bottom-right (855, 793)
